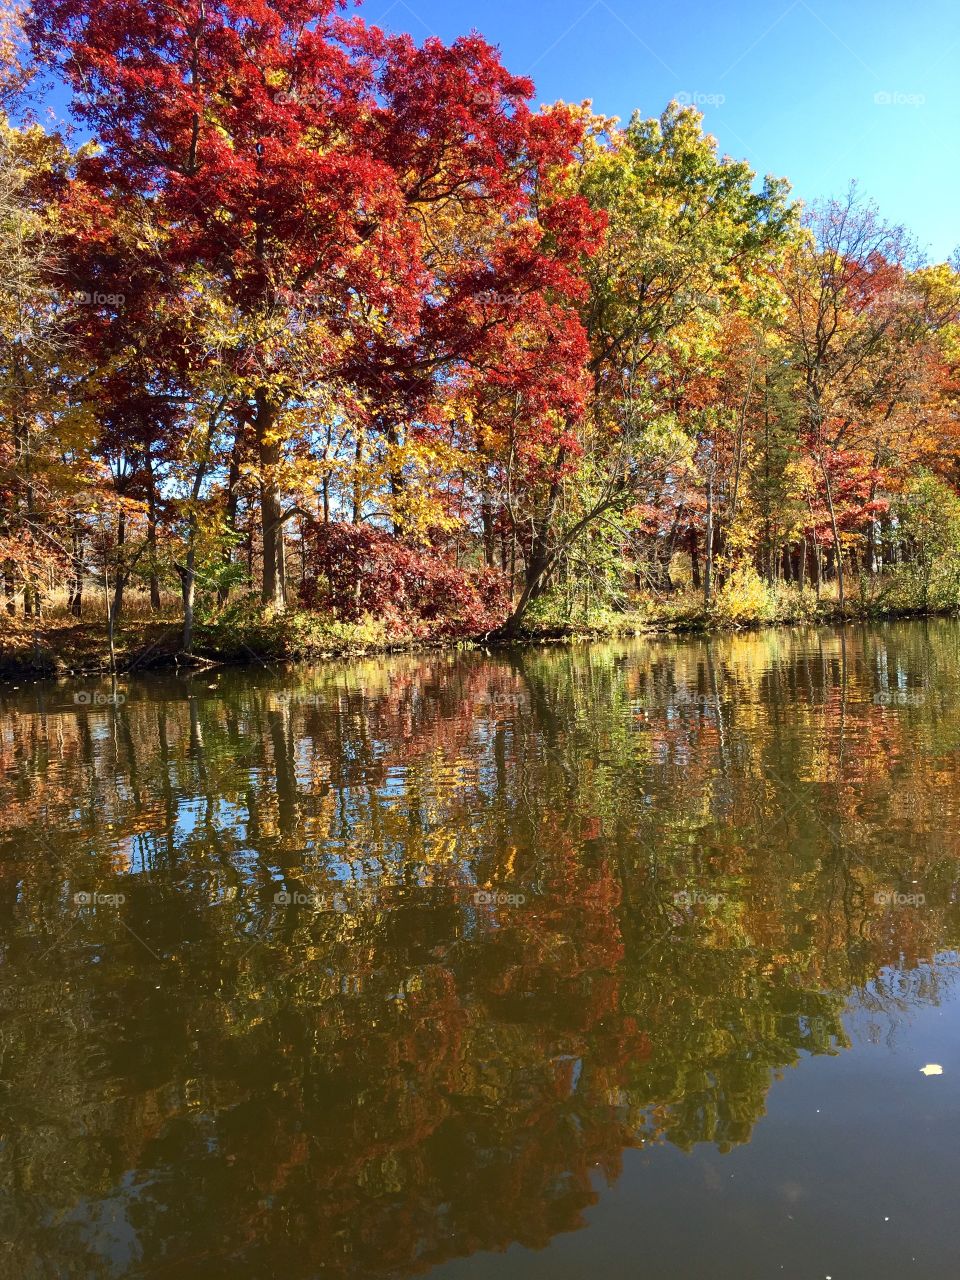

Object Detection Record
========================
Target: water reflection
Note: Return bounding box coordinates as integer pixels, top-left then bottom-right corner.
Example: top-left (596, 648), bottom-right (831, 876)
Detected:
top-left (2, 622), bottom-right (960, 1277)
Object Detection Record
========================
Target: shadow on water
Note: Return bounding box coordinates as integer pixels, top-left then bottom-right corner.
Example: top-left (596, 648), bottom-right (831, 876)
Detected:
top-left (2, 620), bottom-right (960, 1277)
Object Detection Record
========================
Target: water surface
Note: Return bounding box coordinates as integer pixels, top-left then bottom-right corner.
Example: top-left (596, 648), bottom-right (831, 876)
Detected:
top-left (2, 621), bottom-right (960, 1278)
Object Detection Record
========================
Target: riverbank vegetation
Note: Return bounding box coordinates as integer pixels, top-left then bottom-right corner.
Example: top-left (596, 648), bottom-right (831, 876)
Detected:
top-left (1, 0), bottom-right (959, 674)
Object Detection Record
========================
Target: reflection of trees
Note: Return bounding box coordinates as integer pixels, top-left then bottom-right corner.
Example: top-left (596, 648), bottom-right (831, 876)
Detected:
top-left (1, 623), bottom-right (960, 1274)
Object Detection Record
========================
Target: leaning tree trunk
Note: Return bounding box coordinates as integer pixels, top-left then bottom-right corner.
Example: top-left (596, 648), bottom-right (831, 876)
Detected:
top-left (502, 454), bottom-right (566, 634)
top-left (505, 543), bottom-right (553, 633)
top-left (177, 549), bottom-right (197, 654)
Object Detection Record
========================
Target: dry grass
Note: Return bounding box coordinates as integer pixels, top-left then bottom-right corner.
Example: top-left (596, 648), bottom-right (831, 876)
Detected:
top-left (0, 591), bottom-right (185, 678)
top-left (14, 587), bottom-right (183, 622)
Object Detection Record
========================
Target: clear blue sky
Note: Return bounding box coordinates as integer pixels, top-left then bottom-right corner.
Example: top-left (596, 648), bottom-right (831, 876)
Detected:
top-left (368, 0), bottom-right (959, 262)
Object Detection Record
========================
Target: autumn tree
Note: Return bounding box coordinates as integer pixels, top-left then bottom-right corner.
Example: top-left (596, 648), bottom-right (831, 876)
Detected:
top-left (495, 104), bottom-right (794, 630)
top-left (773, 186), bottom-right (921, 608)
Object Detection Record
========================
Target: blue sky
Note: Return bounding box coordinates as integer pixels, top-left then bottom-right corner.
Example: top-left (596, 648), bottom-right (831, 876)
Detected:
top-left (367, 0), bottom-right (959, 262)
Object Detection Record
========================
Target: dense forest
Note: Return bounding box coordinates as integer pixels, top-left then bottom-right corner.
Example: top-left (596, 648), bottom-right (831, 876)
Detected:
top-left (1, 0), bottom-right (959, 663)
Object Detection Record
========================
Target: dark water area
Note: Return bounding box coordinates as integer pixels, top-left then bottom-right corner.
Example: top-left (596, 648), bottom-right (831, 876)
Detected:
top-left (2, 621), bottom-right (960, 1278)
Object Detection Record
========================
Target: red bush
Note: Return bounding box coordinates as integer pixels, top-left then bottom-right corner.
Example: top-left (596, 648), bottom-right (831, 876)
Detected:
top-left (300, 523), bottom-right (510, 636)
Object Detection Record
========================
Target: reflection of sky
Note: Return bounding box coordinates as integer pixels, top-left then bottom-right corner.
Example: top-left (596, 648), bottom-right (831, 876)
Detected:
top-left (430, 977), bottom-right (960, 1280)
top-left (66, 1171), bottom-right (146, 1274)
top-left (172, 798), bottom-right (248, 848)
top-left (848, 952), bottom-right (960, 1050)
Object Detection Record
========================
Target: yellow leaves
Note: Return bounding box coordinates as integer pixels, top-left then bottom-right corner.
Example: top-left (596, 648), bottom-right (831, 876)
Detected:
top-left (368, 433), bottom-right (476, 536)
top-left (0, 1), bottom-right (31, 109)
top-left (914, 261), bottom-right (960, 313)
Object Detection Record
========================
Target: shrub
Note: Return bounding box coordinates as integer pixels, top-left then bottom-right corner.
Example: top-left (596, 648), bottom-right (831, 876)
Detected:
top-left (300, 522), bottom-right (510, 636)
top-left (768, 581), bottom-right (820, 623)
top-left (196, 593), bottom-right (296, 661)
top-left (897, 474), bottom-right (960, 611)
top-left (198, 594), bottom-right (397, 662)
top-left (715, 565), bottom-right (775, 624)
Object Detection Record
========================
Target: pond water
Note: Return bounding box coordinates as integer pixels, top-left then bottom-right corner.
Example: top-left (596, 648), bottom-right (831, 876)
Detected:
top-left (2, 621), bottom-right (960, 1278)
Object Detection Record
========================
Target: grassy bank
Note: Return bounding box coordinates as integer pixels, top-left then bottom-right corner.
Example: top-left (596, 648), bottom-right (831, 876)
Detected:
top-left (0, 596), bottom-right (462, 680)
top-left (2, 572), bottom-right (958, 682)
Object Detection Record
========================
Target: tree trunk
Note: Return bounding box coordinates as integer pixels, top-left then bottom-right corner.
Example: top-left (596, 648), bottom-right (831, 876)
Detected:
top-left (385, 422), bottom-right (406, 536)
top-left (704, 470), bottom-right (714, 607)
top-left (507, 517), bottom-right (557, 631)
top-left (690, 530), bottom-right (701, 590)
top-left (864, 465), bottom-right (880, 574)
top-left (178, 555), bottom-right (197, 653)
top-left (103, 567), bottom-right (117, 673)
top-left (219, 431), bottom-right (243, 606)
top-left (782, 546), bottom-right (793, 583)
top-left (820, 457), bottom-right (845, 611)
top-left (69, 521), bottom-right (84, 617)
top-left (481, 500), bottom-right (495, 567)
top-left (255, 390), bottom-right (286, 612)
top-left (352, 430), bottom-right (364, 525)
top-left (112, 506), bottom-right (127, 622)
top-left (145, 453), bottom-right (162, 610)
top-left (502, 447), bottom-right (566, 634)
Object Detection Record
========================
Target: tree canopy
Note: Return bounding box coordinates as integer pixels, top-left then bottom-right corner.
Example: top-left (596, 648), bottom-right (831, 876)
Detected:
top-left (0, 0), bottom-right (958, 651)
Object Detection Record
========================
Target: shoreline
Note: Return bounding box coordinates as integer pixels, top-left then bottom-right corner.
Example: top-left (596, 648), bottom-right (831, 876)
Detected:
top-left (1, 601), bottom-right (957, 685)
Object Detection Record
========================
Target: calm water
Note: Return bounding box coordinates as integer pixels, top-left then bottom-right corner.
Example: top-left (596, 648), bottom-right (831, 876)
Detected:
top-left (2, 622), bottom-right (960, 1279)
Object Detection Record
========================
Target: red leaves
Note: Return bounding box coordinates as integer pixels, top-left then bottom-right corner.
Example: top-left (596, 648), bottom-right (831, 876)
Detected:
top-left (300, 522), bottom-right (510, 635)
top-left (804, 445), bottom-right (892, 544)
top-left (31, 0), bottom-right (392, 313)
top-left (25, 0), bottom-right (602, 618)
top-left (33, 0), bottom-right (597, 454)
